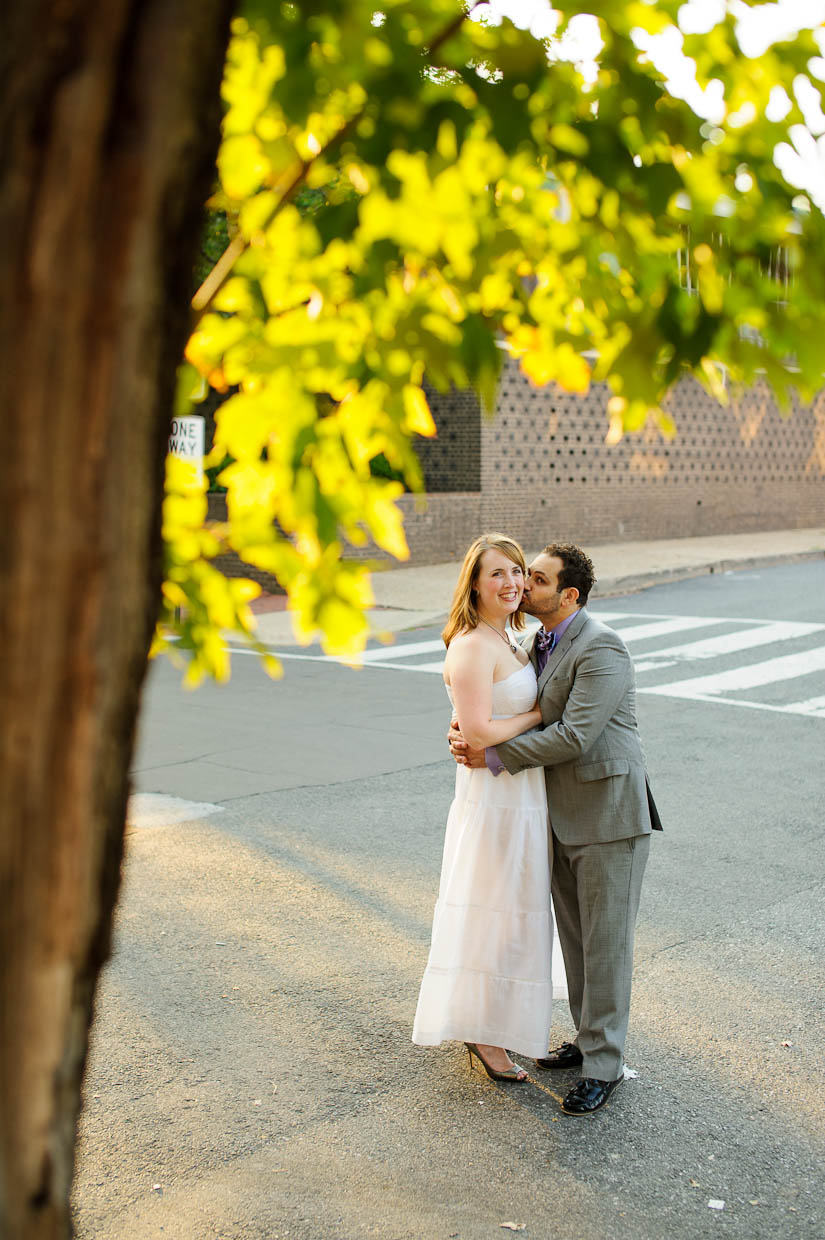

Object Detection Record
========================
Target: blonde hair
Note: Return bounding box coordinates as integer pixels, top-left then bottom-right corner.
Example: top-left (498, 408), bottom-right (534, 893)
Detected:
top-left (442, 534), bottom-right (527, 647)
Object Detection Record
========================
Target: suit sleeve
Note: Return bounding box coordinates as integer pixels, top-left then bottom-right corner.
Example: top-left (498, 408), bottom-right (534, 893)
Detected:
top-left (496, 635), bottom-right (632, 774)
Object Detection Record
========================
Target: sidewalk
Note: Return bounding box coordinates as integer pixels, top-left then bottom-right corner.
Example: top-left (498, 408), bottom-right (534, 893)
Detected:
top-left (251, 526), bottom-right (825, 648)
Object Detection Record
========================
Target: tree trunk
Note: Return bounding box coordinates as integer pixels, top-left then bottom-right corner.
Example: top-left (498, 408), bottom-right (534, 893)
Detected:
top-left (0, 2), bottom-right (233, 1235)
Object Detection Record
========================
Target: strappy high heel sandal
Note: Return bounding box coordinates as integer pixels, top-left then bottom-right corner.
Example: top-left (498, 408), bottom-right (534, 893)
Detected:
top-left (465, 1042), bottom-right (528, 1083)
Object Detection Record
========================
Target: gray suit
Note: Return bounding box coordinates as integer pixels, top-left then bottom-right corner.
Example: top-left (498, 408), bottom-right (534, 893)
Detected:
top-left (496, 608), bottom-right (659, 1081)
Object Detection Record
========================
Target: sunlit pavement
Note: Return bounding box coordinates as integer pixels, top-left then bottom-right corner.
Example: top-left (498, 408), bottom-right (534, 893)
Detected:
top-left (72, 553), bottom-right (825, 1240)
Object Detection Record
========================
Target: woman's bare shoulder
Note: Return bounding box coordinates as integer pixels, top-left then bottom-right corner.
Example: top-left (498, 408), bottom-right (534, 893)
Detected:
top-left (444, 628), bottom-right (493, 683)
top-left (448, 628), bottom-right (484, 650)
top-left (446, 628), bottom-right (495, 660)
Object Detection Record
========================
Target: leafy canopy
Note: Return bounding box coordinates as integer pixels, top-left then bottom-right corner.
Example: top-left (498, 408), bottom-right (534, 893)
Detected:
top-left (156, 0), bottom-right (825, 680)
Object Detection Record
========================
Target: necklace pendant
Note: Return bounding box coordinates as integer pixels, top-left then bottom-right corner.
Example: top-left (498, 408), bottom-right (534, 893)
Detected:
top-left (482, 617), bottom-right (518, 655)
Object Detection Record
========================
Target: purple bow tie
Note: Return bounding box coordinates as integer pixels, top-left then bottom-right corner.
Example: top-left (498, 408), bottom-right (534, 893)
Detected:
top-left (535, 629), bottom-right (556, 655)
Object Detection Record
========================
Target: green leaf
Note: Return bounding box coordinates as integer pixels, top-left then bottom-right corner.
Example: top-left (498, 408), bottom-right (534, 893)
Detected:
top-left (158, 0), bottom-right (825, 680)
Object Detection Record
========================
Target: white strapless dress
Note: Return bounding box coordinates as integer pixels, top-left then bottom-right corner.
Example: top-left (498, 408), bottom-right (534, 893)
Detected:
top-left (412, 661), bottom-right (566, 1059)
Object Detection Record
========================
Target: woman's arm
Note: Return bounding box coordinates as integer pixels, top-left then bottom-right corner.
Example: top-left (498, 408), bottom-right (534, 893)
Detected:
top-left (446, 637), bottom-right (541, 750)
top-left (497, 635), bottom-right (632, 773)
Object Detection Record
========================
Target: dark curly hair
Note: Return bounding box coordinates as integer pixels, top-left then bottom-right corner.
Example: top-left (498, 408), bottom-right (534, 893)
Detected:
top-left (542, 543), bottom-right (596, 606)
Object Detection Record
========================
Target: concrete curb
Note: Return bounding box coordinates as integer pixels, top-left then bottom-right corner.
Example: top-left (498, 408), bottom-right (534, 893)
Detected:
top-left (593, 547), bottom-right (825, 598)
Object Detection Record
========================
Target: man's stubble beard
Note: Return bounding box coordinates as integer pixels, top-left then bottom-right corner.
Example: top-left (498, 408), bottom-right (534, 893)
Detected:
top-left (519, 599), bottom-right (560, 625)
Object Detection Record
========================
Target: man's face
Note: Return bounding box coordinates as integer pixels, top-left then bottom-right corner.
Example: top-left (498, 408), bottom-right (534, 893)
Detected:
top-left (522, 553), bottom-right (576, 624)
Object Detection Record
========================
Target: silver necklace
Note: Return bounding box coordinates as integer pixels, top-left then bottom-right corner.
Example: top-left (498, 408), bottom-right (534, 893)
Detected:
top-left (481, 618), bottom-right (518, 655)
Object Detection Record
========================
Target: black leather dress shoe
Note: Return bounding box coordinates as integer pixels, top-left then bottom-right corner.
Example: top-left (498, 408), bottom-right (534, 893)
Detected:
top-left (535, 1041), bottom-right (583, 1071)
top-left (561, 1076), bottom-right (623, 1115)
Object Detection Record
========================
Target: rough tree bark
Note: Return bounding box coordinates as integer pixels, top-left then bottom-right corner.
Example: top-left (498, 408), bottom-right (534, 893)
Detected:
top-left (0, 2), bottom-right (234, 1235)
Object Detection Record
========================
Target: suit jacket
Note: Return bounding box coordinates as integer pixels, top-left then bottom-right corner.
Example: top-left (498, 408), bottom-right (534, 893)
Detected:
top-left (496, 608), bottom-right (661, 846)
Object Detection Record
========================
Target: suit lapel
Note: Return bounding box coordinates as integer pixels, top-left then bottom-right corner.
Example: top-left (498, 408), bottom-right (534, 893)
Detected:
top-left (523, 629), bottom-right (540, 673)
top-left (537, 608), bottom-right (588, 692)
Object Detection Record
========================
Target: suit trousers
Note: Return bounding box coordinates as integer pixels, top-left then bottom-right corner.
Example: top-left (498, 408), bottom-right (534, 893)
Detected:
top-left (551, 831), bottom-right (650, 1082)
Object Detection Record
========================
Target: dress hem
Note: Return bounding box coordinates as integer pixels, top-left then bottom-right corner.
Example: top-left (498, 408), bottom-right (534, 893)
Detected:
top-left (412, 1032), bottom-right (550, 1059)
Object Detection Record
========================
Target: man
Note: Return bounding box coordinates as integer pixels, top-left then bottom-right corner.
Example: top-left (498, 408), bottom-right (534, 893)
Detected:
top-left (449, 543), bottom-right (661, 1115)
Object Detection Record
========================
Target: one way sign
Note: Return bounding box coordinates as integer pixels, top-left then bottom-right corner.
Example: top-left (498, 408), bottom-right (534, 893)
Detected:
top-left (168, 415), bottom-right (205, 486)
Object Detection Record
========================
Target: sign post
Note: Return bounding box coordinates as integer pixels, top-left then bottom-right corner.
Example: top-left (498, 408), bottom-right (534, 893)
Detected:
top-left (167, 414), bottom-right (206, 625)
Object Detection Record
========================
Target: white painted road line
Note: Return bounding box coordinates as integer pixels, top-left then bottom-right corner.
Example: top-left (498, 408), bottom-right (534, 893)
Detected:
top-left (223, 615), bottom-right (825, 726)
top-left (345, 659), bottom-right (445, 674)
top-left (227, 648), bottom-right (328, 661)
top-left (636, 692), bottom-right (825, 719)
top-left (357, 638), bottom-right (445, 662)
top-left (613, 616), bottom-right (726, 642)
top-left (788, 695), bottom-right (825, 717)
top-left (633, 619), bottom-right (825, 672)
top-left (127, 793), bottom-right (225, 828)
top-left (640, 645), bottom-right (825, 698)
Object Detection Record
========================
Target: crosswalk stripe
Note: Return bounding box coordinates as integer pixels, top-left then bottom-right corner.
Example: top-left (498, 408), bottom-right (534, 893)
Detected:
top-left (613, 616), bottom-right (725, 642)
top-left (228, 612), bottom-right (825, 723)
top-left (632, 619), bottom-right (825, 672)
top-left (639, 645), bottom-right (825, 698)
top-left (360, 614), bottom-right (725, 664)
top-left (633, 659), bottom-right (678, 674)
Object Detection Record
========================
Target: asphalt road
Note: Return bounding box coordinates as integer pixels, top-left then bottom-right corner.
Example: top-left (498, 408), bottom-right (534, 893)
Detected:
top-left (72, 561), bottom-right (825, 1240)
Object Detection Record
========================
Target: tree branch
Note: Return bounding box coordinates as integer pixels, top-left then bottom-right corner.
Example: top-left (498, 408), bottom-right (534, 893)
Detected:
top-left (190, 4), bottom-right (484, 316)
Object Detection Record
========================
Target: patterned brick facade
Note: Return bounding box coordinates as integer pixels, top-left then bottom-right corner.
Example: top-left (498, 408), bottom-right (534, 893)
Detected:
top-left (208, 359), bottom-right (825, 585)
top-left (417, 381), bottom-right (481, 492)
top-left (398, 359), bottom-right (825, 563)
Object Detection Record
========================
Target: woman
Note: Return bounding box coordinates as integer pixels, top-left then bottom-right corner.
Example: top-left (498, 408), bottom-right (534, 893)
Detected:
top-left (412, 533), bottom-right (556, 1082)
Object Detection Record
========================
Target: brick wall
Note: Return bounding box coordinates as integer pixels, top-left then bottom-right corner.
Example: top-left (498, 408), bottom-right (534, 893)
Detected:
top-left (205, 361), bottom-right (825, 581)
top-left (416, 381), bottom-right (481, 491)
top-left (398, 360), bottom-right (825, 562)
